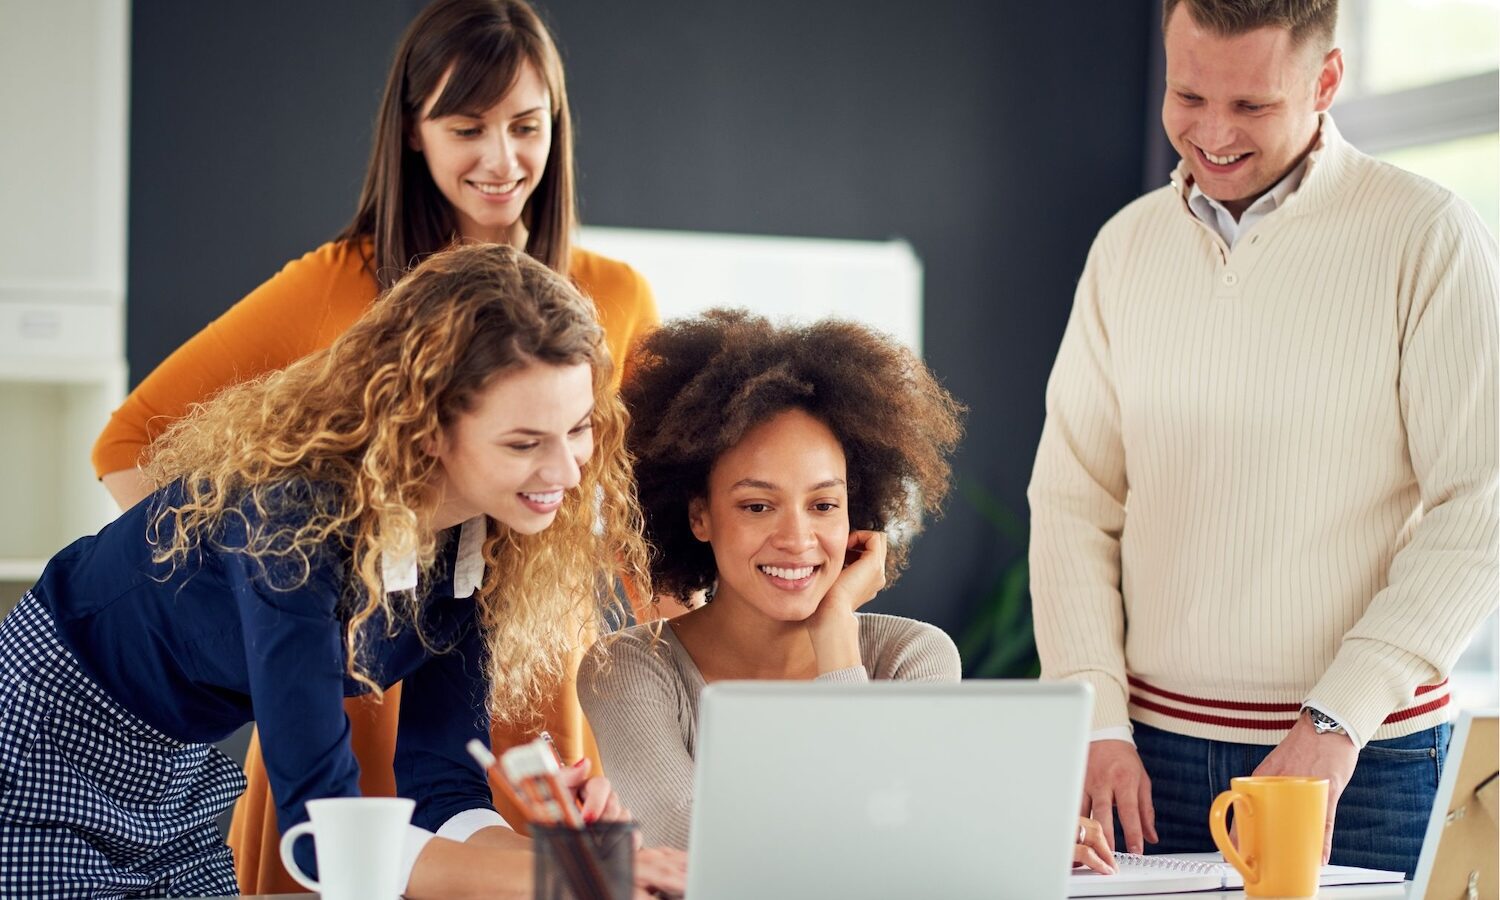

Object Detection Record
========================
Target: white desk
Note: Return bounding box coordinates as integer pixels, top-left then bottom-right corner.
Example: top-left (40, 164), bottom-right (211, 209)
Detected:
top-left (210, 888), bottom-right (1407, 899)
top-left (1109, 889), bottom-right (1405, 899)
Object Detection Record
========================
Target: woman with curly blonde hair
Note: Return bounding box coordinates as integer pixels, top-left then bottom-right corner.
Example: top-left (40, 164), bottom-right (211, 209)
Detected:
top-left (91, 1), bottom-right (662, 884)
top-left (0, 244), bottom-right (684, 898)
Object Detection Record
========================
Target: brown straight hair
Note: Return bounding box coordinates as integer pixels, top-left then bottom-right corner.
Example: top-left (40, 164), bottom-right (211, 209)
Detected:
top-left (337, 0), bottom-right (576, 289)
top-left (1162, 0), bottom-right (1338, 52)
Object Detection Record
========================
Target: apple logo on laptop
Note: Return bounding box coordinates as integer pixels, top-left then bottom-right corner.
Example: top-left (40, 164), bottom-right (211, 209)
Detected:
top-left (866, 780), bottom-right (912, 828)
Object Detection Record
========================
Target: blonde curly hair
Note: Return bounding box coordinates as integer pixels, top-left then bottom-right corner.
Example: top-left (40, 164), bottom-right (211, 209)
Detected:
top-left (141, 242), bottom-right (648, 724)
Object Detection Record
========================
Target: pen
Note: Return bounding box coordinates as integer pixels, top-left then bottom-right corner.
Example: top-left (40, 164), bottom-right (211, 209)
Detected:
top-left (539, 729), bottom-right (564, 765)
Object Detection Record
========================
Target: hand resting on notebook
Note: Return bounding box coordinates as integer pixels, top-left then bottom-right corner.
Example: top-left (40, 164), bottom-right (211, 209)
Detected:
top-left (1073, 816), bottom-right (1118, 874)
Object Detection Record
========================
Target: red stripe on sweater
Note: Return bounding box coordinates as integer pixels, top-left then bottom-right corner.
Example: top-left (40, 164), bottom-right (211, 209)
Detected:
top-left (1127, 677), bottom-right (1449, 712)
top-left (1131, 696), bottom-right (1296, 729)
top-left (1130, 690), bottom-right (1451, 730)
top-left (1128, 677), bottom-right (1299, 712)
top-left (1381, 694), bottom-right (1451, 723)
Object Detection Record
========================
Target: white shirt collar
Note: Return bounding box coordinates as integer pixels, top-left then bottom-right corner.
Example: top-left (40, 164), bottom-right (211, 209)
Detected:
top-left (1186, 152), bottom-right (1308, 249)
top-left (380, 514), bottom-right (487, 597)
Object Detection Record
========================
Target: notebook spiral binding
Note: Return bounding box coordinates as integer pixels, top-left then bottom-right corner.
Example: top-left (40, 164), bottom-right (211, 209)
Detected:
top-left (1113, 853), bottom-right (1223, 875)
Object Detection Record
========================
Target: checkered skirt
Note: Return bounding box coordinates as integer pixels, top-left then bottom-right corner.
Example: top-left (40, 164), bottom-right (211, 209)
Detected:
top-left (0, 592), bottom-right (245, 898)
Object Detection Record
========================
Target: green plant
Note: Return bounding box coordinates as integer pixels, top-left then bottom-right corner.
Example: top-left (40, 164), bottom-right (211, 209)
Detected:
top-left (956, 475), bottom-right (1040, 678)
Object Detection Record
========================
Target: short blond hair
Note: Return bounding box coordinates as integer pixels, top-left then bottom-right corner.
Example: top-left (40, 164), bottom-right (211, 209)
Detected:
top-left (1163, 0), bottom-right (1338, 53)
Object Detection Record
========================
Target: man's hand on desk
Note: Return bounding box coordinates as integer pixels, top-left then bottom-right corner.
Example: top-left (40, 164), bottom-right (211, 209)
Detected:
top-left (1082, 740), bottom-right (1158, 854)
top-left (1249, 712), bottom-right (1358, 864)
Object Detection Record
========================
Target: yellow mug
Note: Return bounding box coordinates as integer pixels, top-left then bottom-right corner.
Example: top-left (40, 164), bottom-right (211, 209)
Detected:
top-left (1208, 776), bottom-right (1328, 898)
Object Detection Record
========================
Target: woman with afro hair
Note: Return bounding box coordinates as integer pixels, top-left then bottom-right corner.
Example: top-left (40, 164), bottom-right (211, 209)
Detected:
top-left (578, 309), bottom-right (967, 851)
top-left (579, 311), bottom-right (1118, 874)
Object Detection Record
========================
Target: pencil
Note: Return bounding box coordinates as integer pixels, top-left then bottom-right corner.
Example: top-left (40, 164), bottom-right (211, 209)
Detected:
top-left (465, 740), bottom-right (538, 822)
top-left (472, 737), bottom-right (616, 897)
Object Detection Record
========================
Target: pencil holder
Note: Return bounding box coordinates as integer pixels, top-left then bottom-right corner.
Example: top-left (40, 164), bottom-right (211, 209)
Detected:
top-left (533, 821), bottom-right (636, 900)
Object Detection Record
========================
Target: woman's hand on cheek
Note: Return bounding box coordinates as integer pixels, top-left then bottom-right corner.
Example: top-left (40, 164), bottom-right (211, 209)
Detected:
top-left (821, 530), bottom-right (887, 615)
top-left (804, 531), bottom-right (887, 673)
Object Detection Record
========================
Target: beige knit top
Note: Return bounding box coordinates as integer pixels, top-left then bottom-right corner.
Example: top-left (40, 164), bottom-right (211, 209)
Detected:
top-left (1028, 115), bottom-right (1498, 747)
top-left (578, 613), bottom-right (961, 849)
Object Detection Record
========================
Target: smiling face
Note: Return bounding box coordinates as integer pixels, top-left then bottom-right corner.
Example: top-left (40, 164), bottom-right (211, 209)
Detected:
top-left (411, 60), bottom-right (553, 246)
top-left (430, 360), bottom-right (594, 534)
top-left (688, 408), bottom-right (850, 622)
top-left (1162, 6), bottom-right (1342, 217)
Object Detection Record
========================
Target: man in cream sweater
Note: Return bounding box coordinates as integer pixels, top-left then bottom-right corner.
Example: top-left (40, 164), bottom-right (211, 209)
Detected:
top-left (1029, 0), bottom-right (1497, 878)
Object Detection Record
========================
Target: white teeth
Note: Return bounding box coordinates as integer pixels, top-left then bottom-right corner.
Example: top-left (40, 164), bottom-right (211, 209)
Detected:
top-left (520, 490), bottom-right (562, 505)
top-left (1203, 149), bottom-right (1245, 166)
top-left (472, 180), bottom-right (520, 195)
top-left (759, 564), bottom-right (816, 580)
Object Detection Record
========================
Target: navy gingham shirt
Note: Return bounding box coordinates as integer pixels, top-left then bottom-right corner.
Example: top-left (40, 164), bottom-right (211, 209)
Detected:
top-left (32, 481), bottom-right (496, 872)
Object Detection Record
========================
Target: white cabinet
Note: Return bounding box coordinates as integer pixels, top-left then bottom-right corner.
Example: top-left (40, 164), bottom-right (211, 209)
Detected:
top-left (0, 0), bottom-right (130, 585)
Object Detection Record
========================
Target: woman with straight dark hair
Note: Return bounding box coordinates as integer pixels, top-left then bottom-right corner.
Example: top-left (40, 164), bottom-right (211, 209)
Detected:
top-left (89, 0), bottom-right (658, 890)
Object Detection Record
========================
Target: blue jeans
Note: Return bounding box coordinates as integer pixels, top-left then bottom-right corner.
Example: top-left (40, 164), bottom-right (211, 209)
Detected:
top-left (1129, 720), bottom-right (1450, 878)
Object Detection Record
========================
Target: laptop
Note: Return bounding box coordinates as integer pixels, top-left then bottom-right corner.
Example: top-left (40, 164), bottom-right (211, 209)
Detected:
top-left (685, 680), bottom-right (1092, 900)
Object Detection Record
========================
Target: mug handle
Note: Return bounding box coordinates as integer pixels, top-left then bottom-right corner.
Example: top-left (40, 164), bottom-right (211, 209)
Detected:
top-left (278, 821), bottom-right (323, 892)
top-left (1209, 789), bottom-right (1258, 887)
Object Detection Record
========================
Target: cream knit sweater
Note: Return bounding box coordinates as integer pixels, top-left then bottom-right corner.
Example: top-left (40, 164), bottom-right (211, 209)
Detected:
top-left (1029, 116), bottom-right (1498, 747)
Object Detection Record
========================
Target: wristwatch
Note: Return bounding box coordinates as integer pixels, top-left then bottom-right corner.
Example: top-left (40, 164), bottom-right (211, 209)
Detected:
top-left (1301, 705), bottom-right (1348, 736)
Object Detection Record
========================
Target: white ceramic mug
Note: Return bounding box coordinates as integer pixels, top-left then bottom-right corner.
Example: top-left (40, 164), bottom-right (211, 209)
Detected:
top-left (278, 796), bottom-right (415, 900)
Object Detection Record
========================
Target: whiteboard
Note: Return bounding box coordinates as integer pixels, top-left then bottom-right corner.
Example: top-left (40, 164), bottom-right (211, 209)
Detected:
top-left (578, 226), bottom-right (924, 353)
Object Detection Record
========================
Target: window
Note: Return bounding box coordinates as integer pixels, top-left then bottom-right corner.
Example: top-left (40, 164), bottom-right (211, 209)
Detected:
top-left (1333, 0), bottom-right (1499, 232)
top-left (1338, 0), bottom-right (1500, 97)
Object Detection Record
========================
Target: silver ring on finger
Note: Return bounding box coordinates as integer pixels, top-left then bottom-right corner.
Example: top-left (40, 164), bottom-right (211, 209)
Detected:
top-left (1078, 825), bottom-right (1087, 845)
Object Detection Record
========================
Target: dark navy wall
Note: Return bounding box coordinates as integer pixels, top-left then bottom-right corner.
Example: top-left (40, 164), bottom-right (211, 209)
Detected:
top-left (128, 0), bottom-right (423, 373)
top-left (542, 1), bottom-right (1156, 641)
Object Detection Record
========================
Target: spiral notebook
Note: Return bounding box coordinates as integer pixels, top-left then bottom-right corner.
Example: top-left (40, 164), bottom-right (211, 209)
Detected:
top-left (1068, 852), bottom-right (1405, 897)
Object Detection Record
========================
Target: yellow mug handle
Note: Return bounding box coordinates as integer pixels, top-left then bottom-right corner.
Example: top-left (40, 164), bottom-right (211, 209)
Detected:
top-left (1209, 789), bottom-right (1258, 886)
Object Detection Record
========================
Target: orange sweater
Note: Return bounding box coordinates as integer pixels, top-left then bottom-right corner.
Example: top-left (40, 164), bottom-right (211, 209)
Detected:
top-left (90, 239), bottom-right (658, 894)
top-left (93, 240), bottom-right (657, 475)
